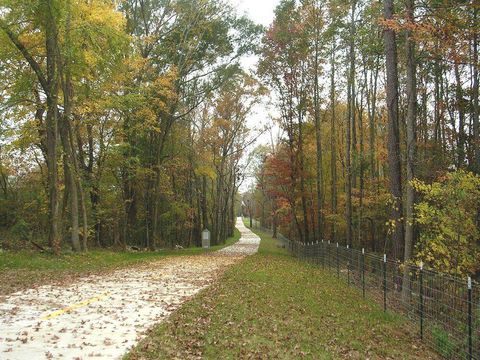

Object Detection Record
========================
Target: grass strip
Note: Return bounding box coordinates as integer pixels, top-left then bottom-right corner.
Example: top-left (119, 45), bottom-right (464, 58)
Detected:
top-left (126, 227), bottom-right (438, 359)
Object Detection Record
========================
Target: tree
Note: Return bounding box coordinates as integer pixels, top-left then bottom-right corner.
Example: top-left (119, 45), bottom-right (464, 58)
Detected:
top-left (383, 0), bottom-right (403, 259)
top-left (305, 0), bottom-right (325, 242)
top-left (0, 0), bottom-right (260, 253)
top-left (1, 0), bottom-right (62, 253)
top-left (403, 0), bottom-right (417, 299)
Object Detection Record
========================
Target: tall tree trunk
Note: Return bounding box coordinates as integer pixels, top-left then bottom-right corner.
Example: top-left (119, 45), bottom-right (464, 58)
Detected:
top-left (45, 0), bottom-right (61, 254)
top-left (402, 0), bottom-right (417, 300)
top-left (383, 0), bottom-right (404, 259)
top-left (455, 61), bottom-right (466, 168)
top-left (229, 170), bottom-right (236, 237)
top-left (349, 1), bottom-right (357, 196)
top-left (65, 1), bottom-right (88, 251)
top-left (368, 57), bottom-right (380, 183)
top-left (358, 66), bottom-right (366, 248)
top-left (286, 94), bottom-right (304, 242)
top-left (58, 0), bottom-right (81, 252)
top-left (330, 43), bottom-right (338, 243)
top-left (124, 178), bottom-right (137, 247)
top-left (313, 1), bottom-right (323, 242)
top-left (473, 7), bottom-right (479, 173)
top-left (370, 54), bottom-right (381, 208)
top-left (434, 55), bottom-right (441, 151)
top-left (346, 12), bottom-right (354, 247)
top-left (59, 118), bottom-right (81, 252)
top-left (298, 110), bottom-right (309, 243)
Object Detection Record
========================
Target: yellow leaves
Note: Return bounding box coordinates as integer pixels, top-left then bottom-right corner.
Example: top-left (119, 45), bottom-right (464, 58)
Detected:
top-left (17, 31), bottom-right (44, 56)
top-left (82, 49), bottom-right (96, 68)
top-left (413, 171), bottom-right (480, 276)
top-left (75, 0), bottom-right (126, 32)
top-left (134, 108), bottom-right (160, 133)
top-left (195, 165), bottom-right (216, 180)
top-left (67, 0), bottom-right (130, 78)
top-left (149, 68), bottom-right (178, 113)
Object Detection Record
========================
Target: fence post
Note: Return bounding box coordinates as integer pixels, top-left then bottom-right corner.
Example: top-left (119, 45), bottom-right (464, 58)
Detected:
top-left (336, 242), bottom-right (339, 278)
top-left (327, 240), bottom-right (330, 268)
top-left (321, 240), bottom-right (325, 269)
top-left (347, 244), bottom-right (350, 285)
top-left (383, 254), bottom-right (387, 312)
top-left (362, 248), bottom-right (365, 299)
top-left (419, 261), bottom-right (424, 340)
top-left (467, 276), bottom-right (472, 360)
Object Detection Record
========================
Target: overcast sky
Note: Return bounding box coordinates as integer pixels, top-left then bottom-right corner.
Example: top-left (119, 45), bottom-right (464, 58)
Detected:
top-left (228, 0), bottom-right (281, 192)
top-left (232, 0), bottom-right (278, 27)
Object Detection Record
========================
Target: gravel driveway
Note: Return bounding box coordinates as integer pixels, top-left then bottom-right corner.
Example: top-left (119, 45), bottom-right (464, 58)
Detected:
top-left (0, 218), bottom-right (260, 359)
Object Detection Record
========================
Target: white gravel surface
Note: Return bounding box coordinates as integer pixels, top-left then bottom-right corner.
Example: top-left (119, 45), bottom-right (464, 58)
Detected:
top-left (215, 220), bottom-right (260, 256)
top-left (0, 218), bottom-right (260, 359)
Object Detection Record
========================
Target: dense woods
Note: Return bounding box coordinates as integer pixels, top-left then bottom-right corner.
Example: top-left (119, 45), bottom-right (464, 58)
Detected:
top-left (2, 2), bottom-right (480, 359)
top-left (247, 0), bottom-right (480, 276)
top-left (0, 0), bottom-right (261, 253)
top-left (1, 0), bottom-right (480, 279)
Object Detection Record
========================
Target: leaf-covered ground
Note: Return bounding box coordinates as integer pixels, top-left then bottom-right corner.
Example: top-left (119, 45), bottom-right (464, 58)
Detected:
top-left (0, 220), bottom-right (255, 359)
top-left (0, 229), bottom-right (240, 297)
top-left (127, 228), bottom-right (439, 360)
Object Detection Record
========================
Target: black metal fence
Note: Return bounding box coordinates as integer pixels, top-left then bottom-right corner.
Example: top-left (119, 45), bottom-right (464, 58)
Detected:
top-left (246, 219), bottom-right (479, 360)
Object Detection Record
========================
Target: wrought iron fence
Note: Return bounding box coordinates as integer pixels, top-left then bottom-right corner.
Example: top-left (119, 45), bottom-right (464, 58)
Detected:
top-left (245, 218), bottom-right (479, 360)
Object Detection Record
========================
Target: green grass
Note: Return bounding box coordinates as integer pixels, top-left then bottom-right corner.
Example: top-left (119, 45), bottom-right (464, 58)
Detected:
top-left (0, 228), bottom-right (240, 271)
top-left (126, 226), bottom-right (437, 359)
top-left (0, 229), bottom-right (240, 295)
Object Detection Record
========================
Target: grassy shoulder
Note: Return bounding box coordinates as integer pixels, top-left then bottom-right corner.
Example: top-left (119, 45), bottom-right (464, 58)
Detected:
top-left (126, 227), bottom-right (438, 359)
top-left (0, 228), bottom-right (240, 296)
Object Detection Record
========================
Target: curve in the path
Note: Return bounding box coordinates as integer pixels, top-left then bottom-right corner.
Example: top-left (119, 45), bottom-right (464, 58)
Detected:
top-left (0, 217), bottom-right (259, 360)
top-left (215, 217), bottom-right (260, 256)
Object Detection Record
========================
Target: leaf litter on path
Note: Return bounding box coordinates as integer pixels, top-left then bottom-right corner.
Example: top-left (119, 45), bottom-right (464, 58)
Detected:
top-left (0, 218), bottom-right (259, 359)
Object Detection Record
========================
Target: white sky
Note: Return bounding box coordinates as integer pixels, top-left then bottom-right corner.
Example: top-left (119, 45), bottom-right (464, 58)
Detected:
top-left (232, 0), bottom-right (278, 27)
top-left (228, 0), bottom-right (281, 192)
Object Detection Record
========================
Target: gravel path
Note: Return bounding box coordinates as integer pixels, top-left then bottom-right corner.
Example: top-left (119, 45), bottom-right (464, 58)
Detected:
top-left (0, 218), bottom-right (260, 359)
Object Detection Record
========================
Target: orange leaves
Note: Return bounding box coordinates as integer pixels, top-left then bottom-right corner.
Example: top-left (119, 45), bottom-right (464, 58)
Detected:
top-left (380, 2), bottom-right (479, 63)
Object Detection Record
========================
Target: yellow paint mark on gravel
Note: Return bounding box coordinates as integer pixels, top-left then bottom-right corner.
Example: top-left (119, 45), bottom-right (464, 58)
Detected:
top-left (41, 292), bottom-right (109, 320)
